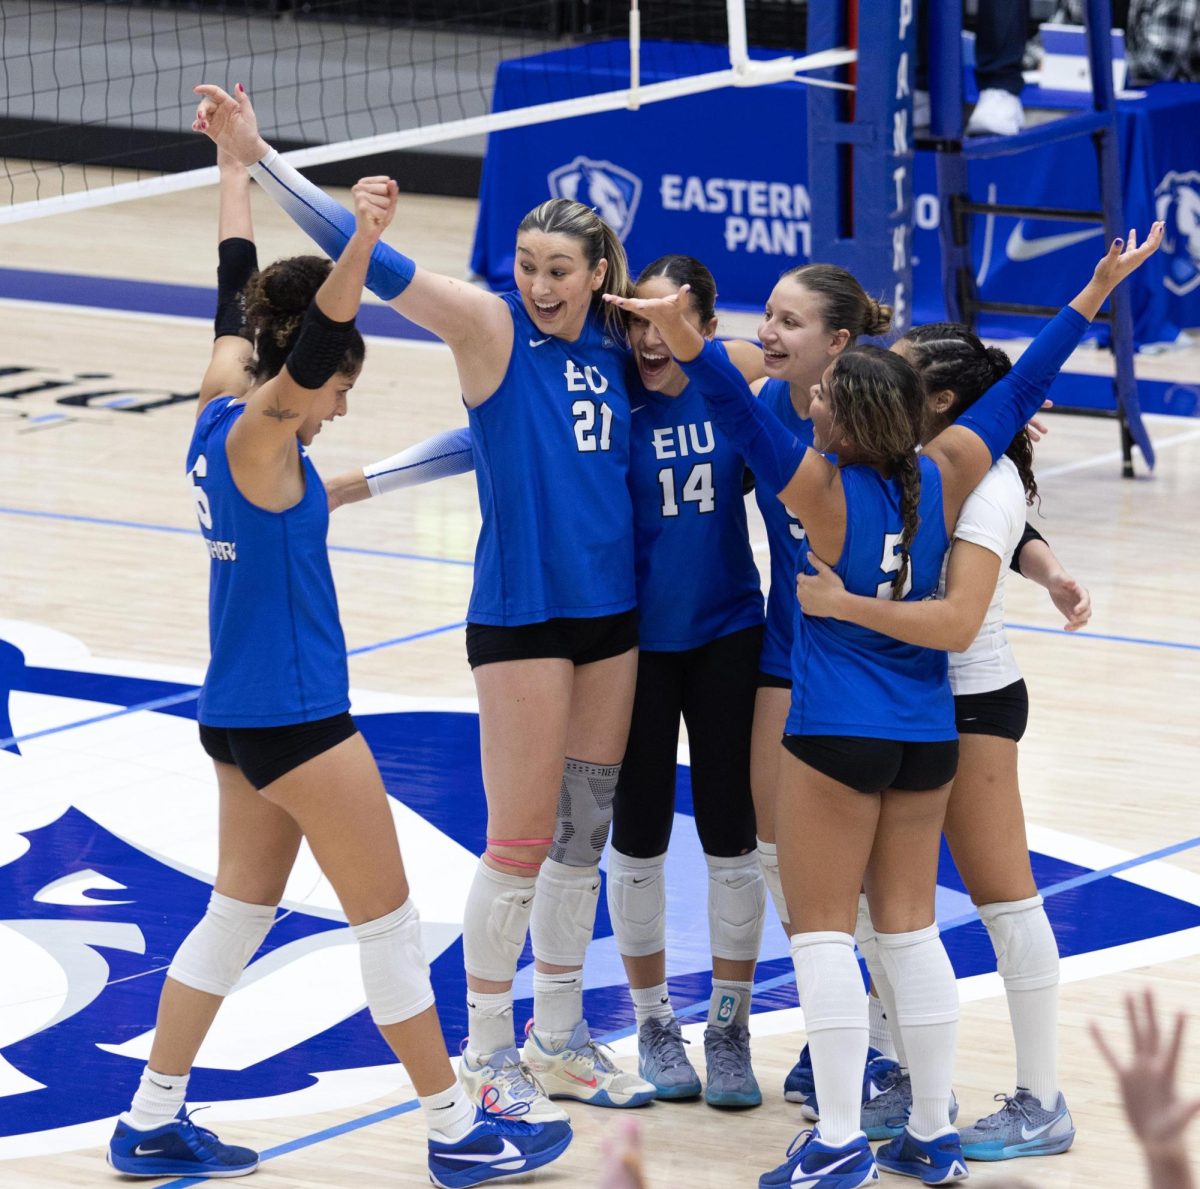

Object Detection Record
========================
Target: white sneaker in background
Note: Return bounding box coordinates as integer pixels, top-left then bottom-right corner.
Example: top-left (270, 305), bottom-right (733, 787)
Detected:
top-left (966, 87), bottom-right (1025, 136)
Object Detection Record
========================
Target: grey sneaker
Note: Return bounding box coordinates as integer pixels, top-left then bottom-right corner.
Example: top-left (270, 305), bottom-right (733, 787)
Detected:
top-left (959, 1088), bottom-right (1075, 1160)
top-left (703, 1023), bottom-right (762, 1108)
top-left (637, 1017), bottom-right (701, 1100)
top-left (862, 1073), bottom-right (958, 1140)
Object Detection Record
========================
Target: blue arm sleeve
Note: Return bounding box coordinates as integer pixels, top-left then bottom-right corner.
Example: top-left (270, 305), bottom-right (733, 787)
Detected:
top-left (955, 306), bottom-right (1089, 461)
top-left (247, 149), bottom-right (415, 301)
top-left (680, 339), bottom-right (809, 495)
top-left (363, 427), bottom-right (475, 496)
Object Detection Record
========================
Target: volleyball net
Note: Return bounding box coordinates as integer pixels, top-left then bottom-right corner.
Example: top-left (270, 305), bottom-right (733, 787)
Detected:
top-left (1, 0), bottom-right (854, 224)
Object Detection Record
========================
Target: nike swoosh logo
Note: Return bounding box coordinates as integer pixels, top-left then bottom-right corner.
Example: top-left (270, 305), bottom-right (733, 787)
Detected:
top-left (915, 1153), bottom-right (933, 1164)
top-left (438, 1138), bottom-right (526, 1166)
top-left (565, 1071), bottom-right (599, 1088)
top-left (133, 1144), bottom-right (168, 1156)
top-left (630, 876), bottom-right (652, 885)
top-left (1006, 222), bottom-right (1104, 262)
top-left (1021, 1117), bottom-right (1061, 1140)
top-left (796, 1150), bottom-right (864, 1180)
top-left (529, 337), bottom-right (551, 347)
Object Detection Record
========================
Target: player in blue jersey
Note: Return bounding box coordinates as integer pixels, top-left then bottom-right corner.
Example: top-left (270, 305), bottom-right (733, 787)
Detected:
top-left (107, 143), bottom-right (570, 1186)
top-left (795, 324), bottom-right (1093, 1161)
top-left (195, 83), bottom-right (653, 1119)
top-left (602, 223), bottom-right (1161, 1188)
top-left (606, 256), bottom-right (768, 1108)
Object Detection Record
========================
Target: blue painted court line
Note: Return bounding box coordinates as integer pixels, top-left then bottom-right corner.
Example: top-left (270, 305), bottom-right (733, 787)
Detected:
top-left (0, 621), bottom-right (467, 749)
top-left (1007, 621), bottom-right (1200, 653)
top-left (0, 505), bottom-right (475, 568)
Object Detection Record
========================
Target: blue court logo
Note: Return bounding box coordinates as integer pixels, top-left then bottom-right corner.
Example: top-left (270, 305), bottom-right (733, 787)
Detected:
top-left (1155, 171), bottom-right (1200, 296)
top-left (548, 157), bottom-right (643, 241)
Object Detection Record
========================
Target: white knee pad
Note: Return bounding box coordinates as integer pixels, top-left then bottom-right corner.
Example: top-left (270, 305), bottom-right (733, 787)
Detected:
top-left (530, 858), bottom-right (601, 966)
top-left (876, 924), bottom-right (959, 1028)
top-left (168, 891), bottom-right (276, 997)
top-left (706, 852), bottom-right (766, 962)
top-left (606, 849), bottom-right (666, 958)
top-left (790, 932), bottom-right (865, 1032)
top-left (549, 758), bottom-right (619, 867)
top-left (980, 896), bottom-right (1060, 992)
top-left (461, 860), bottom-right (537, 983)
top-left (353, 899), bottom-right (435, 1026)
top-left (757, 837), bottom-right (789, 925)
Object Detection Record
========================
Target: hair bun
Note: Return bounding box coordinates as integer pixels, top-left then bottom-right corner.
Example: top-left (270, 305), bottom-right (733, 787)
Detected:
top-left (867, 297), bottom-right (894, 336)
top-left (985, 345), bottom-right (1013, 380)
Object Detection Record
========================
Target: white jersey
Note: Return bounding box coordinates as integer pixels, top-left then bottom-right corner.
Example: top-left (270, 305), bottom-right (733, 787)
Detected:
top-left (944, 455), bottom-right (1027, 697)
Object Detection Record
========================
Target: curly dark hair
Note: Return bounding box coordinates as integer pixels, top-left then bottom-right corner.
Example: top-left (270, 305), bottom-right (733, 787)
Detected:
top-left (242, 255), bottom-right (365, 385)
top-left (901, 322), bottom-right (1038, 506)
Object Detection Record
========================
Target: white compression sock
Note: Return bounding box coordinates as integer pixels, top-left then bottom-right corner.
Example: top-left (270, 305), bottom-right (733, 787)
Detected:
top-left (531, 969), bottom-right (583, 1051)
top-left (125, 1066), bottom-right (188, 1131)
top-left (877, 924), bottom-right (959, 1138)
top-left (791, 931), bottom-right (868, 1146)
top-left (980, 896), bottom-right (1060, 1105)
top-left (421, 1081), bottom-right (476, 1142)
top-left (869, 993), bottom-right (895, 1059)
top-left (631, 982), bottom-right (674, 1026)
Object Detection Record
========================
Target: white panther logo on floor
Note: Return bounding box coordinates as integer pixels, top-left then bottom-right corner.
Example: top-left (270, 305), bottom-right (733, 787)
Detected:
top-left (1155, 171), bottom-right (1200, 296)
top-left (548, 157), bottom-right (643, 240)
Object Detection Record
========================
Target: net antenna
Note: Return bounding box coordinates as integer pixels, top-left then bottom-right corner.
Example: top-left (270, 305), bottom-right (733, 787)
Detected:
top-left (1, 0), bottom-right (855, 227)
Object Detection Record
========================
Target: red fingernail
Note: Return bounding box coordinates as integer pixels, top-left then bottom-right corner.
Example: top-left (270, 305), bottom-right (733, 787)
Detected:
top-left (236, 83), bottom-right (245, 93)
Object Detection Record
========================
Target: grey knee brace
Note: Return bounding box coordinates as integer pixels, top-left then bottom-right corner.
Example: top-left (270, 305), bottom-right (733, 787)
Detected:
top-left (549, 757), bottom-right (619, 867)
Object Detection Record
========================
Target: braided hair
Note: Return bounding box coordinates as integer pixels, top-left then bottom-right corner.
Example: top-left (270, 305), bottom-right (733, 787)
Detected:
top-left (242, 255), bottom-right (365, 386)
top-left (901, 323), bottom-right (1038, 506)
top-left (826, 346), bottom-right (927, 599)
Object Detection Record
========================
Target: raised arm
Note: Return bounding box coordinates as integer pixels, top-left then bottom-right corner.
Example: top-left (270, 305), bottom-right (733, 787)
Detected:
top-left (327, 426), bottom-right (475, 511)
top-left (796, 541), bottom-right (1000, 652)
top-left (603, 288), bottom-right (844, 553)
top-left (924, 224), bottom-right (1164, 532)
top-left (197, 150), bottom-right (257, 414)
top-left (193, 84), bottom-right (513, 400)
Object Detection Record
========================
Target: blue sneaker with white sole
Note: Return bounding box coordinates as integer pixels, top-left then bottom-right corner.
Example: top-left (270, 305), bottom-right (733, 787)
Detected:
top-left (958, 1089), bottom-right (1075, 1160)
top-left (107, 1107), bottom-right (258, 1179)
top-left (875, 1128), bottom-right (969, 1184)
top-left (787, 1044), bottom-right (902, 1118)
top-left (428, 1098), bottom-right (572, 1188)
top-left (759, 1129), bottom-right (878, 1188)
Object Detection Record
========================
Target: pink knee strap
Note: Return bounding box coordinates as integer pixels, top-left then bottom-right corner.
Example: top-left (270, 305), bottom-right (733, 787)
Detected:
top-left (485, 849), bottom-right (543, 871)
top-left (487, 837), bottom-right (553, 848)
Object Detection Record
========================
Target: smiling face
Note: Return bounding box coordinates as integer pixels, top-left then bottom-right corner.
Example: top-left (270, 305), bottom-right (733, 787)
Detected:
top-left (513, 230), bottom-right (607, 342)
top-left (757, 277), bottom-right (850, 395)
top-left (807, 362), bottom-right (843, 455)
top-left (627, 275), bottom-right (716, 396)
top-left (297, 368), bottom-right (356, 447)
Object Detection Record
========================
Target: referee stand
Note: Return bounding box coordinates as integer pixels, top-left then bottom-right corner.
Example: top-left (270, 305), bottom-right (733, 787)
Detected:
top-left (922, 0), bottom-right (1153, 476)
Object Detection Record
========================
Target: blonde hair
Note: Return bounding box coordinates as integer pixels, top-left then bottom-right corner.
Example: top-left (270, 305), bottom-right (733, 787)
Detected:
top-left (517, 198), bottom-right (632, 339)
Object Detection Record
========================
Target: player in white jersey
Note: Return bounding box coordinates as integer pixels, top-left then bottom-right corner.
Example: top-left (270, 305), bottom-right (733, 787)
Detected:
top-left (796, 321), bottom-right (1092, 1162)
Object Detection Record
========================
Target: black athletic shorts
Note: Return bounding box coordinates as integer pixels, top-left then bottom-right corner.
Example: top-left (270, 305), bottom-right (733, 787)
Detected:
top-left (756, 670), bottom-right (792, 690)
top-left (466, 609), bottom-right (639, 669)
top-left (782, 734), bottom-right (960, 795)
top-left (954, 678), bottom-right (1029, 742)
top-left (199, 711), bottom-right (358, 790)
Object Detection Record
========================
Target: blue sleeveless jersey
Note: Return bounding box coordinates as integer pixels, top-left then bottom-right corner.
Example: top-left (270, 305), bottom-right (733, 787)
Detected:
top-left (186, 398), bottom-right (349, 727)
top-left (787, 455), bottom-right (955, 741)
top-left (754, 379), bottom-right (814, 678)
top-left (628, 369), bottom-right (763, 651)
top-left (467, 292), bottom-right (636, 625)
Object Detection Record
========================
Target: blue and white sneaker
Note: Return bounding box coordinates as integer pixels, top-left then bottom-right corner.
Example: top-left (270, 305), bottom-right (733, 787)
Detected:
top-left (107, 1107), bottom-right (258, 1178)
top-left (958, 1089), bottom-right (1075, 1160)
top-left (875, 1128), bottom-right (969, 1184)
top-left (637, 1016), bottom-right (702, 1100)
top-left (759, 1129), bottom-right (877, 1188)
top-left (428, 1095), bottom-right (572, 1188)
top-left (861, 1074), bottom-right (958, 1141)
top-left (787, 1044), bottom-right (901, 1117)
top-left (704, 1023), bottom-right (762, 1108)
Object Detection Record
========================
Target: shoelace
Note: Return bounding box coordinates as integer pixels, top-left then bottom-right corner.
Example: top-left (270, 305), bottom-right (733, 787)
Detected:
top-left (577, 1035), bottom-right (622, 1076)
top-left (974, 1092), bottom-right (1033, 1131)
top-left (478, 1085), bottom-right (539, 1133)
top-left (492, 1055), bottom-right (552, 1103)
top-left (175, 1106), bottom-right (224, 1152)
top-left (642, 1020), bottom-right (692, 1070)
top-left (785, 1129), bottom-right (817, 1160)
top-left (705, 1026), bottom-right (750, 1079)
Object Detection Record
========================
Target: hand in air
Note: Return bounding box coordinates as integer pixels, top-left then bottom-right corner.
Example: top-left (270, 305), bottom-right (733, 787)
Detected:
top-left (352, 177), bottom-right (399, 240)
top-left (192, 83), bottom-right (266, 166)
top-left (602, 283), bottom-right (692, 326)
top-left (1091, 222), bottom-right (1165, 291)
top-left (795, 554), bottom-right (846, 619)
top-left (1047, 572), bottom-right (1091, 631)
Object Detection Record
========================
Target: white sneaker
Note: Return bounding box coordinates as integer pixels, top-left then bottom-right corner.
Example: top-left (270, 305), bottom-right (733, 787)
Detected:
top-left (966, 88), bottom-right (1025, 136)
top-left (521, 1020), bottom-right (657, 1108)
top-left (458, 1043), bottom-right (570, 1123)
